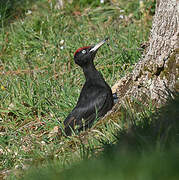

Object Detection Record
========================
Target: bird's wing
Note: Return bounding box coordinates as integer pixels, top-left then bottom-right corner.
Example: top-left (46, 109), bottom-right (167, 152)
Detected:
top-left (64, 89), bottom-right (110, 135)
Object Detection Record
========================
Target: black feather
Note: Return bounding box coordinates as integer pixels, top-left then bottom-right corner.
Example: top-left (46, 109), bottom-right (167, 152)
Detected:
top-left (63, 39), bottom-right (114, 136)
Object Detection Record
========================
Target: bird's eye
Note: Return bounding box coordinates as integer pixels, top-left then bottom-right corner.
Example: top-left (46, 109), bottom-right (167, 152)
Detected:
top-left (82, 50), bottom-right (86, 54)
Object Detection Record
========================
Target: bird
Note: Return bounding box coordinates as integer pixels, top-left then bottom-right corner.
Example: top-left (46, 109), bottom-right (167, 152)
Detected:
top-left (63, 38), bottom-right (114, 136)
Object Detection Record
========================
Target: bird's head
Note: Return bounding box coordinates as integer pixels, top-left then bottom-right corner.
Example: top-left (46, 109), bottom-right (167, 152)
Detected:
top-left (74, 38), bottom-right (109, 67)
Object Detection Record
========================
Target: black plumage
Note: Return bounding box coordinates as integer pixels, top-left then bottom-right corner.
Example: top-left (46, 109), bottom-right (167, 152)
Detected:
top-left (64, 38), bottom-right (114, 136)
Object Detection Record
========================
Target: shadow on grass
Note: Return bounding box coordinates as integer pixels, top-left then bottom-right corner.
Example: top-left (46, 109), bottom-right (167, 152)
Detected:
top-left (104, 93), bottom-right (179, 154)
top-left (21, 94), bottom-right (179, 180)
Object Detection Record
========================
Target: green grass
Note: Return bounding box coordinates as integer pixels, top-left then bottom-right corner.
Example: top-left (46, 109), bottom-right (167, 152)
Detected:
top-left (21, 151), bottom-right (179, 180)
top-left (18, 94), bottom-right (179, 180)
top-left (0, 0), bottom-right (159, 179)
top-left (0, 0), bottom-right (42, 28)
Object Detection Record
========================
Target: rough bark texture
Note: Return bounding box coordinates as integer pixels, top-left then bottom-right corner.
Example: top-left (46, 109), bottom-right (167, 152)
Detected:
top-left (112, 0), bottom-right (179, 108)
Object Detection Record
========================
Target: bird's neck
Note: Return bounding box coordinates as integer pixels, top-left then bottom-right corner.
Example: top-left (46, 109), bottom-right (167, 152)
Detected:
top-left (83, 63), bottom-right (102, 82)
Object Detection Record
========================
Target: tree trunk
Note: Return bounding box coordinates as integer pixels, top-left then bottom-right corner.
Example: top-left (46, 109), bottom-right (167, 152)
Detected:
top-left (112, 0), bottom-right (179, 108)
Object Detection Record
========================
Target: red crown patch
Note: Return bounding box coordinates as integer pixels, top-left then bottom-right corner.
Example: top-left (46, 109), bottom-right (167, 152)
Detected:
top-left (74, 46), bottom-right (91, 56)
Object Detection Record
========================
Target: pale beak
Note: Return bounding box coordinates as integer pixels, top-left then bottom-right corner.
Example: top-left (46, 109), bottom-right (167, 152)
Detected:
top-left (89, 37), bottom-right (109, 53)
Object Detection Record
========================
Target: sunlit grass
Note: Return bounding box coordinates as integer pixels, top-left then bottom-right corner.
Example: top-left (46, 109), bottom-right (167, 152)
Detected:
top-left (20, 94), bottom-right (179, 180)
top-left (0, 0), bottom-right (156, 179)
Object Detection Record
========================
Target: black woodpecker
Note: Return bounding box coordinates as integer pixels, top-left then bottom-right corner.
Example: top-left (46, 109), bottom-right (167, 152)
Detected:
top-left (64, 38), bottom-right (114, 136)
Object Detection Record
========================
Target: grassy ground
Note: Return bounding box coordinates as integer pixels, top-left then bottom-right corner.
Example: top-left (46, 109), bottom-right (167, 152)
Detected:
top-left (18, 94), bottom-right (179, 180)
top-left (0, 0), bottom-right (172, 179)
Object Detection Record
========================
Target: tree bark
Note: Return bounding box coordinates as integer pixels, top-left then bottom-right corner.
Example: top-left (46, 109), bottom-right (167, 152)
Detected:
top-left (112, 0), bottom-right (179, 108)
